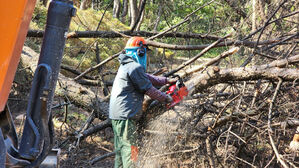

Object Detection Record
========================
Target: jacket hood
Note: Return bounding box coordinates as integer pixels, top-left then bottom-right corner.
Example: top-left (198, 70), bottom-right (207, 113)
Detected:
top-left (118, 54), bottom-right (135, 65)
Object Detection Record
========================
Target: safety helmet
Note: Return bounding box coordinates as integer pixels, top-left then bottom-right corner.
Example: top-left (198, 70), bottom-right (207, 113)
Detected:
top-left (125, 37), bottom-right (148, 70)
top-left (125, 36), bottom-right (147, 49)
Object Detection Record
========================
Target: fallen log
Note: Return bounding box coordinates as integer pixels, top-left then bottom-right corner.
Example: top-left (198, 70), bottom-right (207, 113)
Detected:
top-left (77, 79), bottom-right (113, 87)
top-left (187, 66), bottom-right (299, 95)
top-left (76, 119), bottom-right (111, 140)
top-left (21, 46), bottom-right (109, 119)
top-left (27, 30), bottom-right (221, 40)
top-left (260, 54), bottom-right (299, 68)
top-left (90, 151), bottom-right (116, 165)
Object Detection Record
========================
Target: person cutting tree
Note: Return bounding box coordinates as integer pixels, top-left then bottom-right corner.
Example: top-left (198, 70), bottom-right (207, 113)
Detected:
top-left (109, 36), bottom-right (177, 168)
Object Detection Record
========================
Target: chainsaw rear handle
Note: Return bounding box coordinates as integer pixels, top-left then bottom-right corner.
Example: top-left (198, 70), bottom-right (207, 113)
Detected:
top-left (168, 74), bottom-right (180, 83)
top-left (168, 74), bottom-right (184, 89)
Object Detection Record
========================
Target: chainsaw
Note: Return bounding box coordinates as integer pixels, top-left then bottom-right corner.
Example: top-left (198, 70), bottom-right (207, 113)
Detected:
top-left (166, 75), bottom-right (188, 109)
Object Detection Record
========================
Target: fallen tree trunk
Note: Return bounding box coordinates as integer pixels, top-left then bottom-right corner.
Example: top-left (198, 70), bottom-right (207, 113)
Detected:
top-left (77, 79), bottom-right (113, 87)
top-left (187, 66), bottom-right (299, 95)
top-left (21, 46), bottom-right (109, 119)
top-left (77, 119), bottom-right (111, 140)
top-left (27, 30), bottom-right (221, 40)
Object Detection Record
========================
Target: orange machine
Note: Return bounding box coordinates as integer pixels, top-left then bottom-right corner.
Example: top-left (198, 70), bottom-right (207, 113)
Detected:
top-left (0, 0), bottom-right (37, 112)
top-left (0, 0), bottom-right (76, 167)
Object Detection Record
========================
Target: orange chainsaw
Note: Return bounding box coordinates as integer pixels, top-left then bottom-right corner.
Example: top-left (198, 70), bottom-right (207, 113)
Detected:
top-left (166, 75), bottom-right (188, 109)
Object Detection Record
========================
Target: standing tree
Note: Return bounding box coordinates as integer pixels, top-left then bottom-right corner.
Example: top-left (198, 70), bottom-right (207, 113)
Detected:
top-left (113, 0), bottom-right (121, 18)
top-left (80, 0), bottom-right (92, 10)
top-left (129, 0), bottom-right (139, 28)
top-left (121, 0), bottom-right (129, 23)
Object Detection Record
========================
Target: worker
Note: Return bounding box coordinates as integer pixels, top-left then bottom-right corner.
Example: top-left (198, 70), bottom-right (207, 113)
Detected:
top-left (109, 36), bottom-right (176, 168)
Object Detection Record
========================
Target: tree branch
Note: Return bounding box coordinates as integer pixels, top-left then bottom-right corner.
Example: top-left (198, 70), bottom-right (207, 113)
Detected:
top-left (74, 51), bottom-right (123, 81)
top-left (267, 78), bottom-right (289, 168)
top-left (164, 33), bottom-right (231, 77)
top-left (146, 38), bottom-right (279, 50)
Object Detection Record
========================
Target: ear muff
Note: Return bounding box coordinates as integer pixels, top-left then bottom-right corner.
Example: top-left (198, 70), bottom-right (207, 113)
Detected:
top-left (137, 47), bottom-right (145, 57)
top-left (137, 42), bottom-right (146, 57)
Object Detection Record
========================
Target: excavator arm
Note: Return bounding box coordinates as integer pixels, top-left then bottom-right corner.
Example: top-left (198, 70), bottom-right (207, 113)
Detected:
top-left (0, 0), bottom-right (76, 167)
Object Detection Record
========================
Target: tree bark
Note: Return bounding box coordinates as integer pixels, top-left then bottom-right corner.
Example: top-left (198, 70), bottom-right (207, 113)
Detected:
top-left (153, 5), bottom-right (162, 32)
top-left (136, 10), bottom-right (144, 31)
top-left (80, 0), bottom-right (92, 10)
top-left (121, 0), bottom-right (128, 23)
top-left (113, 0), bottom-right (121, 18)
top-left (187, 66), bottom-right (299, 95)
top-left (257, 0), bottom-right (266, 25)
top-left (129, 0), bottom-right (139, 28)
top-left (181, 47), bottom-right (239, 78)
top-left (252, 0), bottom-right (257, 31)
top-left (131, 0), bottom-right (146, 31)
top-left (27, 29), bottom-right (224, 40)
top-left (135, 0), bottom-right (146, 31)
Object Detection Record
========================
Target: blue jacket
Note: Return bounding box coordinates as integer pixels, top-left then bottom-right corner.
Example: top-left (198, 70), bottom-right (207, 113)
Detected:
top-left (109, 54), bottom-right (152, 120)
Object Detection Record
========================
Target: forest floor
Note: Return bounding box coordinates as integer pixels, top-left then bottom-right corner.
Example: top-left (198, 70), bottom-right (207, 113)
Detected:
top-left (9, 51), bottom-right (116, 167)
top-left (11, 100), bottom-right (115, 168)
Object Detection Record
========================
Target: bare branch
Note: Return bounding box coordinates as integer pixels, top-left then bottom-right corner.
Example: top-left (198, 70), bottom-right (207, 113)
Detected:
top-left (74, 51), bottom-right (123, 81)
top-left (146, 38), bottom-right (279, 50)
top-left (164, 33), bottom-right (231, 77)
top-left (267, 78), bottom-right (289, 168)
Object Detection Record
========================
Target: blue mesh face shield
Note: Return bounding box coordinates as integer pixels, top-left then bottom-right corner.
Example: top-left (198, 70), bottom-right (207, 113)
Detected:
top-left (125, 47), bottom-right (147, 71)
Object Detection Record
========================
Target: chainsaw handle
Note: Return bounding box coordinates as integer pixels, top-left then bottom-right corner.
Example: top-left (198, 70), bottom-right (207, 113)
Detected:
top-left (168, 75), bottom-right (182, 85)
top-left (173, 75), bottom-right (185, 88)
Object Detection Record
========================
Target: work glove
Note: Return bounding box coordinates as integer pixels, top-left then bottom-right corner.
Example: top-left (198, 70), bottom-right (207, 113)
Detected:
top-left (167, 76), bottom-right (179, 84)
top-left (165, 94), bottom-right (173, 103)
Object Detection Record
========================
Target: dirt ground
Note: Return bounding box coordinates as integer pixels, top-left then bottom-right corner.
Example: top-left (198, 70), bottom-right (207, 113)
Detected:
top-left (9, 94), bottom-right (115, 168)
top-left (7, 49), bottom-right (116, 167)
top-left (52, 105), bottom-right (115, 168)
